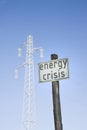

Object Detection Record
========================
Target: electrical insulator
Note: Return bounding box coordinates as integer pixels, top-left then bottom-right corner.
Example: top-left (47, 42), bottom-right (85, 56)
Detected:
top-left (18, 48), bottom-right (22, 57)
top-left (14, 69), bottom-right (18, 79)
top-left (40, 48), bottom-right (44, 58)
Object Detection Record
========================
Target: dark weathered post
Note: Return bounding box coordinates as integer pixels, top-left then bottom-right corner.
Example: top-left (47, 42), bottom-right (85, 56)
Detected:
top-left (51, 54), bottom-right (63, 130)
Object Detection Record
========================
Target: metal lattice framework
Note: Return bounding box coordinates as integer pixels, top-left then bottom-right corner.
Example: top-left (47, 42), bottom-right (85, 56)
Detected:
top-left (15, 35), bottom-right (43, 130)
top-left (22, 36), bottom-right (35, 130)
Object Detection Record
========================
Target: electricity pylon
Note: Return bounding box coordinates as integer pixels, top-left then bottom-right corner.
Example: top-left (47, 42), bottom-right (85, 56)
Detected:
top-left (15, 35), bottom-right (44, 130)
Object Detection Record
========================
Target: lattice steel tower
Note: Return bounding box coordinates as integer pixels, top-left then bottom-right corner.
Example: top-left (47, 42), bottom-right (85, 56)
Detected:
top-left (15, 35), bottom-right (43, 130)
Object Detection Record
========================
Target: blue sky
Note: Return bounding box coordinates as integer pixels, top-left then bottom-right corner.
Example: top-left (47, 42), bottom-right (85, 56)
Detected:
top-left (0, 0), bottom-right (87, 130)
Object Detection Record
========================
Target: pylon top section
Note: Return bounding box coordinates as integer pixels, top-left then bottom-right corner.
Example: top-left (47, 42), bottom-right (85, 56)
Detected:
top-left (27, 35), bottom-right (33, 44)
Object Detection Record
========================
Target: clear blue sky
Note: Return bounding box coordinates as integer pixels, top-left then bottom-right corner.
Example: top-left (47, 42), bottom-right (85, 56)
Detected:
top-left (0, 0), bottom-right (87, 130)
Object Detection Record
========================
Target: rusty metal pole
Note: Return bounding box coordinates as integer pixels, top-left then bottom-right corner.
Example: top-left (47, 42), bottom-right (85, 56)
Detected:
top-left (51, 54), bottom-right (63, 130)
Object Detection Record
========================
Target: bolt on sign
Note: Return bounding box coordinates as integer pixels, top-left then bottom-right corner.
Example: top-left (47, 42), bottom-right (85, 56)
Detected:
top-left (38, 58), bottom-right (69, 82)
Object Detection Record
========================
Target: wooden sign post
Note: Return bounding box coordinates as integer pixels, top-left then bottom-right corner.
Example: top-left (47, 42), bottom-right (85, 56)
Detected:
top-left (51, 54), bottom-right (63, 130)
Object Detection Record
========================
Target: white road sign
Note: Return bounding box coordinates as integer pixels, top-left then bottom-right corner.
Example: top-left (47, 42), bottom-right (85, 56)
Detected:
top-left (38, 58), bottom-right (69, 82)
